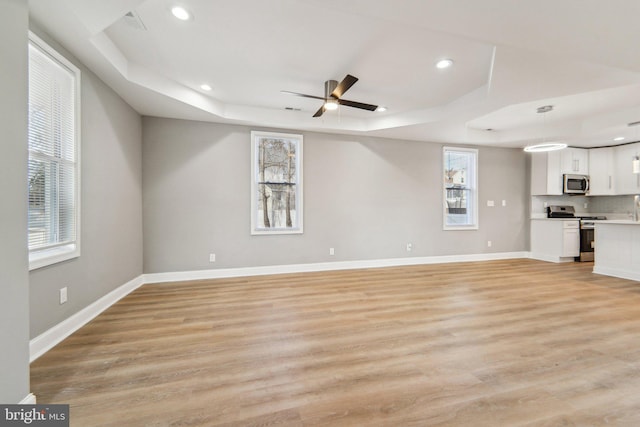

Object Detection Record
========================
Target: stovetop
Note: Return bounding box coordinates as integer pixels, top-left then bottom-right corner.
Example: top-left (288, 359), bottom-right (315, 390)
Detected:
top-left (546, 206), bottom-right (606, 220)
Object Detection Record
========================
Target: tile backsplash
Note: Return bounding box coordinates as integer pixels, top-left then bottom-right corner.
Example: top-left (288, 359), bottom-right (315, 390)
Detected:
top-left (531, 195), bottom-right (636, 219)
top-left (588, 195), bottom-right (636, 216)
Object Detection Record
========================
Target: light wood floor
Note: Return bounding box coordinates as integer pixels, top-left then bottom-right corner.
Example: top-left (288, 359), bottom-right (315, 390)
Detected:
top-left (30, 259), bottom-right (640, 426)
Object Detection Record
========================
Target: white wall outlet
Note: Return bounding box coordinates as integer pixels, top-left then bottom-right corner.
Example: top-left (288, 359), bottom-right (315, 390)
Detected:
top-left (329, 247), bottom-right (335, 256)
top-left (209, 253), bottom-right (216, 263)
top-left (543, 202), bottom-right (548, 208)
top-left (584, 202), bottom-right (588, 209)
top-left (502, 200), bottom-right (507, 207)
top-left (487, 200), bottom-right (495, 207)
top-left (487, 240), bottom-right (492, 248)
top-left (406, 243), bottom-right (412, 252)
top-left (59, 287), bottom-right (68, 305)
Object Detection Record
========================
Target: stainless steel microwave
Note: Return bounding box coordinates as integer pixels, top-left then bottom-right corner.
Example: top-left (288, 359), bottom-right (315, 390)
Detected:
top-left (563, 174), bottom-right (589, 194)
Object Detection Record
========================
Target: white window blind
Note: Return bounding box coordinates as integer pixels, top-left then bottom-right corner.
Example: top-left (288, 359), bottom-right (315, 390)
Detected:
top-left (28, 34), bottom-right (80, 269)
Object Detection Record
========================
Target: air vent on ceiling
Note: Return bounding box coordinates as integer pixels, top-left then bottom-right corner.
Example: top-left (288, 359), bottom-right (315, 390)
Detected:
top-left (123, 10), bottom-right (147, 31)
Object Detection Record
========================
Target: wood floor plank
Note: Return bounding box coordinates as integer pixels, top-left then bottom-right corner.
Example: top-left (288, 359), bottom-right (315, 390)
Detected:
top-left (30, 259), bottom-right (640, 426)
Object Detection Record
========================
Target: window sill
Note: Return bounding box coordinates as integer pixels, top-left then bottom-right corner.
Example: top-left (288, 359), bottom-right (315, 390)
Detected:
top-left (29, 244), bottom-right (79, 271)
top-left (443, 225), bottom-right (479, 231)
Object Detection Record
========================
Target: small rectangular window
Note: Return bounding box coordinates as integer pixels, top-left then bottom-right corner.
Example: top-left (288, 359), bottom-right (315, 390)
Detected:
top-left (28, 33), bottom-right (81, 269)
top-left (443, 147), bottom-right (478, 230)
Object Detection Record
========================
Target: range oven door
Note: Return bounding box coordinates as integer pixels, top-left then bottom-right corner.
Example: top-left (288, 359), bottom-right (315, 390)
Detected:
top-left (579, 224), bottom-right (595, 262)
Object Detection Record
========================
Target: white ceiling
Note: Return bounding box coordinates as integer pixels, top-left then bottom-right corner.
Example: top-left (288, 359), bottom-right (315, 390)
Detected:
top-left (28, 0), bottom-right (640, 148)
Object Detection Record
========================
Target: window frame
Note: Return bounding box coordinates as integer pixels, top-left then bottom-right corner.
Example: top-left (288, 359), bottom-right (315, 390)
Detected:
top-left (443, 146), bottom-right (478, 230)
top-left (28, 32), bottom-right (81, 270)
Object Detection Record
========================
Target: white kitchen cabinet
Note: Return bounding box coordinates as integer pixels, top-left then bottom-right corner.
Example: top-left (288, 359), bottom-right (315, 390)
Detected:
top-left (531, 148), bottom-right (590, 195)
top-left (562, 221), bottom-right (580, 257)
top-left (560, 148), bottom-right (589, 175)
top-left (588, 147), bottom-right (615, 195)
top-left (614, 142), bottom-right (640, 195)
top-left (530, 151), bottom-right (563, 195)
top-left (530, 219), bottom-right (580, 262)
top-left (594, 221), bottom-right (640, 282)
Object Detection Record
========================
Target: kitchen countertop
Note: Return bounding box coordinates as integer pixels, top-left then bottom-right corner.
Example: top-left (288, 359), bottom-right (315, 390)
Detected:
top-left (530, 217), bottom-right (579, 221)
top-left (593, 220), bottom-right (640, 225)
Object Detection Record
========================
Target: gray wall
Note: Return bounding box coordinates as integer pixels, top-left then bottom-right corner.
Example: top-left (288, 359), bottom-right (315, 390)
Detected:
top-left (0, 0), bottom-right (30, 403)
top-left (143, 118), bottom-right (528, 273)
top-left (28, 29), bottom-right (143, 338)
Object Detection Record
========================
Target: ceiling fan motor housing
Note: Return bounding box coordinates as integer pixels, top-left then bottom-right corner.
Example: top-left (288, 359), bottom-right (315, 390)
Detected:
top-left (325, 80), bottom-right (338, 98)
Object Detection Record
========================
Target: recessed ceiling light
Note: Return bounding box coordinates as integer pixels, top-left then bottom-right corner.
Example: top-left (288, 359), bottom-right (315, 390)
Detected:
top-left (171, 6), bottom-right (191, 20)
top-left (523, 142), bottom-right (568, 153)
top-left (614, 136), bottom-right (625, 141)
top-left (376, 106), bottom-right (387, 112)
top-left (435, 59), bottom-right (454, 69)
top-left (200, 84), bottom-right (212, 91)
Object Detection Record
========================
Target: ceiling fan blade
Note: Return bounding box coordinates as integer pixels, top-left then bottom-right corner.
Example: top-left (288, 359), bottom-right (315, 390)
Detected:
top-left (280, 90), bottom-right (325, 101)
top-left (330, 74), bottom-right (358, 99)
top-left (337, 98), bottom-right (378, 111)
top-left (312, 104), bottom-right (326, 117)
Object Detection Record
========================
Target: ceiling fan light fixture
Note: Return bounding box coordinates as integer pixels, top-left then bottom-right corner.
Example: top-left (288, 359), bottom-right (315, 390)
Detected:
top-left (435, 58), bottom-right (454, 69)
top-left (523, 142), bottom-right (568, 153)
top-left (171, 6), bottom-right (191, 21)
top-left (324, 99), bottom-right (339, 110)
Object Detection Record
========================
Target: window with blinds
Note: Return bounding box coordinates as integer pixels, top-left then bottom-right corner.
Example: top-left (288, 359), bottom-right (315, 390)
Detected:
top-left (28, 33), bottom-right (81, 270)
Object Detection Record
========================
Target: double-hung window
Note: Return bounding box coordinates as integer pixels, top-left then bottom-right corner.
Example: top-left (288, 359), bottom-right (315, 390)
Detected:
top-left (28, 33), bottom-right (81, 270)
top-left (443, 147), bottom-right (478, 230)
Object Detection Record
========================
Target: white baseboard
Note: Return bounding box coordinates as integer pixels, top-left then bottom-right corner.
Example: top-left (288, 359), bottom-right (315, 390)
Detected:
top-left (593, 266), bottom-right (640, 282)
top-left (20, 393), bottom-right (36, 404)
top-left (29, 275), bottom-right (145, 363)
top-left (143, 251), bottom-right (530, 284)
top-left (30, 252), bottom-right (530, 361)
top-left (529, 253), bottom-right (576, 263)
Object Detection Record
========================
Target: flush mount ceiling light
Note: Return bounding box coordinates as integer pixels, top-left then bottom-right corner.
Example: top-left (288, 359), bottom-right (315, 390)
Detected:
top-left (376, 106), bottom-right (387, 112)
top-left (171, 6), bottom-right (191, 20)
top-left (614, 136), bottom-right (625, 142)
top-left (523, 105), bottom-right (568, 152)
top-left (435, 58), bottom-right (454, 69)
top-left (200, 84), bottom-right (212, 91)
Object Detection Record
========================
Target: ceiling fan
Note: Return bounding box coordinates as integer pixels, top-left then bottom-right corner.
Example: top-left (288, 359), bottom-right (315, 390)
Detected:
top-left (282, 74), bottom-right (378, 117)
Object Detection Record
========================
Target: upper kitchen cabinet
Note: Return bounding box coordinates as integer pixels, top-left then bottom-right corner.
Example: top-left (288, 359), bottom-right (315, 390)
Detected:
top-left (531, 151), bottom-right (563, 195)
top-left (560, 148), bottom-right (589, 175)
top-left (614, 142), bottom-right (640, 194)
top-left (531, 147), bottom-right (591, 195)
top-left (588, 147), bottom-right (616, 195)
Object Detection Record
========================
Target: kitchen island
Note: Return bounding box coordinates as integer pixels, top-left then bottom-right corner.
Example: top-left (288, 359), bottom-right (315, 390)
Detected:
top-left (594, 220), bottom-right (640, 282)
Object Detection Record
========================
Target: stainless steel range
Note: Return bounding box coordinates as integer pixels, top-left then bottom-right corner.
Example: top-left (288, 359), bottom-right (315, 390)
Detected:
top-left (575, 217), bottom-right (604, 262)
top-left (546, 205), bottom-right (606, 262)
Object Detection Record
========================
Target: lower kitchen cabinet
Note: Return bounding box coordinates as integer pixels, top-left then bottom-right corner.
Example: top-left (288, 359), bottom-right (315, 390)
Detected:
top-left (530, 219), bottom-right (580, 263)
